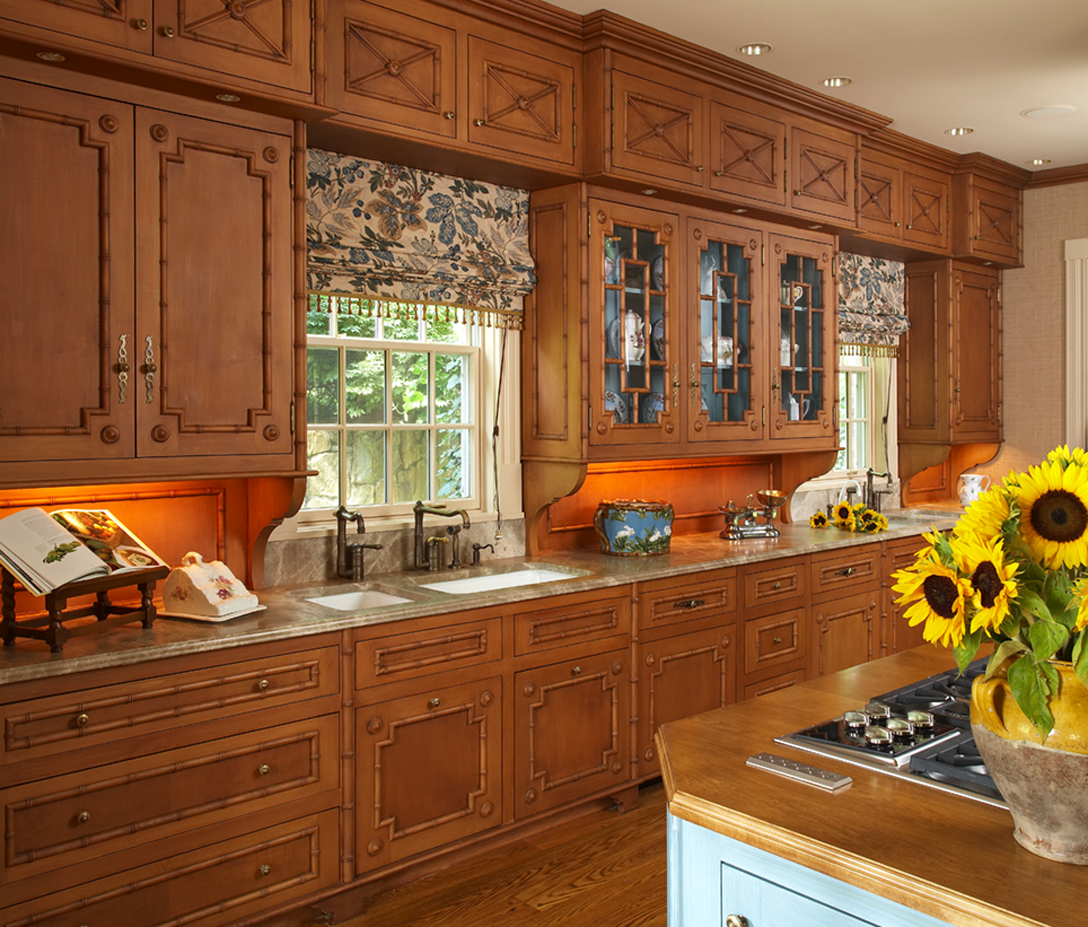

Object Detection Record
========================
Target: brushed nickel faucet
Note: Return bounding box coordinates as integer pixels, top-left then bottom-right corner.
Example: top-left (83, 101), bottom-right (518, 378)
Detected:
top-left (335, 505), bottom-right (382, 580)
top-left (413, 501), bottom-right (471, 570)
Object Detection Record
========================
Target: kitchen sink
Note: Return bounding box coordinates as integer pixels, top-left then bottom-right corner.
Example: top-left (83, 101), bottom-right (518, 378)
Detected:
top-left (419, 567), bottom-right (585, 595)
top-left (303, 587), bottom-right (415, 611)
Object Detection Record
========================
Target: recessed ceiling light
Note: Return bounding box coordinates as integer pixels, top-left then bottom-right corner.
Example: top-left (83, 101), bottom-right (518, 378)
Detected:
top-left (216, 93), bottom-right (240, 103)
top-left (1031, 158), bottom-right (1052, 166)
top-left (737, 43), bottom-right (772, 56)
top-left (1020, 105), bottom-right (1077, 119)
top-left (822, 77), bottom-right (852, 89)
top-left (944, 127), bottom-right (974, 137)
top-left (36, 51), bottom-right (65, 62)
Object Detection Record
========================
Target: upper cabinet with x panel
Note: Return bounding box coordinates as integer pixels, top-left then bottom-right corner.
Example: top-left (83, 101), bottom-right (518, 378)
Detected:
top-left (321, 0), bottom-right (582, 171)
top-left (952, 155), bottom-right (1025, 267)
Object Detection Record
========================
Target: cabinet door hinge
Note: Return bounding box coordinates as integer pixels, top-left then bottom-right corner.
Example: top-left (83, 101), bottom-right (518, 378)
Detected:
top-left (761, 244), bottom-right (765, 267)
top-left (587, 210), bottom-right (592, 238)
top-left (762, 405), bottom-right (766, 426)
top-left (290, 401), bottom-right (296, 435)
top-left (289, 153), bottom-right (294, 188)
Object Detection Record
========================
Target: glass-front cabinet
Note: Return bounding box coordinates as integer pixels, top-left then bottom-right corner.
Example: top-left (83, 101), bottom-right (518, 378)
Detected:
top-left (769, 233), bottom-right (835, 441)
top-left (688, 217), bottom-right (763, 443)
top-left (589, 200), bottom-right (680, 448)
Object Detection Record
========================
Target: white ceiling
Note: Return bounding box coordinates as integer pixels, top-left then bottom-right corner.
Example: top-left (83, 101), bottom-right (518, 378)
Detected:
top-left (552, 0), bottom-right (1088, 172)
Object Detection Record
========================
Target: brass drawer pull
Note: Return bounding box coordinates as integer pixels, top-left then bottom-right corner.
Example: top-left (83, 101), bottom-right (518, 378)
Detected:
top-left (673, 598), bottom-right (705, 610)
top-left (257, 678), bottom-right (270, 691)
top-left (258, 764), bottom-right (271, 776)
top-left (772, 581), bottom-right (782, 590)
top-left (259, 864), bottom-right (272, 876)
top-left (834, 566), bottom-right (857, 577)
top-left (428, 697), bottom-right (441, 708)
top-left (75, 712), bottom-right (90, 727)
top-left (77, 811), bottom-right (90, 824)
top-left (571, 665), bottom-right (582, 676)
top-left (773, 636), bottom-right (782, 645)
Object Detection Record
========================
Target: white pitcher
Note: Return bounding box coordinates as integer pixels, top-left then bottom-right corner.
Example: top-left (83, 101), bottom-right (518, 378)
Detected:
top-left (959, 473), bottom-right (990, 507)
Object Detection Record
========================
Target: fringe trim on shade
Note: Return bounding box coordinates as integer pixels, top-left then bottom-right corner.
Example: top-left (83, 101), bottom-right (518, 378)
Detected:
top-left (839, 341), bottom-right (901, 358)
top-left (307, 293), bottom-right (525, 331)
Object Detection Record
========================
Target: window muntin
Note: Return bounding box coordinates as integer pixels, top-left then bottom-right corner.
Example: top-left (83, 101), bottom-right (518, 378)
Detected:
top-left (304, 300), bottom-right (479, 515)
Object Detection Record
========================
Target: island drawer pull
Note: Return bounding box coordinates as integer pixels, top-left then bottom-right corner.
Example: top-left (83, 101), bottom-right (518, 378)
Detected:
top-left (725, 916), bottom-right (749, 927)
top-left (672, 598), bottom-right (705, 610)
top-left (834, 566), bottom-right (857, 577)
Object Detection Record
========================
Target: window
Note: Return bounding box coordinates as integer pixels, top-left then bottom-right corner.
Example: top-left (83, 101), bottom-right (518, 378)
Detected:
top-left (836, 354), bottom-right (873, 472)
top-left (303, 296), bottom-right (480, 516)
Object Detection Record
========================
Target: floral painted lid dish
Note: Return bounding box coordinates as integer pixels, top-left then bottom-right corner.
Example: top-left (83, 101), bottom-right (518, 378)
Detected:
top-left (162, 551), bottom-right (262, 619)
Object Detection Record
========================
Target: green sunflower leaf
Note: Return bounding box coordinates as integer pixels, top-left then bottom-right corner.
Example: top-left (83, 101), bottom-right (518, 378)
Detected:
top-left (1028, 618), bottom-right (1068, 662)
top-left (987, 638), bottom-right (1027, 677)
top-left (1073, 633), bottom-right (1088, 690)
top-left (1007, 658), bottom-right (1054, 741)
top-left (954, 633), bottom-right (982, 672)
top-left (1017, 587), bottom-right (1052, 623)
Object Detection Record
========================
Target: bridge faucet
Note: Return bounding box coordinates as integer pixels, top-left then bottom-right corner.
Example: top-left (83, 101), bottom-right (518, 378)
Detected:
top-left (413, 502), bottom-right (471, 570)
top-left (865, 468), bottom-right (893, 512)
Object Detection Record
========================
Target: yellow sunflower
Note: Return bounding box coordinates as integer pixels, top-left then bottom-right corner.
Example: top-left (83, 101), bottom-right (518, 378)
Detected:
top-left (832, 502), bottom-right (856, 531)
top-left (1014, 458), bottom-right (1088, 569)
top-left (809, 511), bottom-right (829, 528)
top-left (1074, 577), bottom-right (1088, 632)
top-left (950, 533), bottom-right (1019, 634)
top-left (1047, 445), bottom-right (1088, 468)
top-left (892, 558), bottom-right (972, 649)
top-left (954, 485), bottom-right (1010, 544)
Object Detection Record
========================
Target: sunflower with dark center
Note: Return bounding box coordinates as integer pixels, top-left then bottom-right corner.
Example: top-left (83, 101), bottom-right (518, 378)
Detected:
top-left (953, 534), bottom-right (1018, 634)
top-left (892, 558), bottom-right (972, 649)
top-left (1015, 458), bottom-right (1088, 569)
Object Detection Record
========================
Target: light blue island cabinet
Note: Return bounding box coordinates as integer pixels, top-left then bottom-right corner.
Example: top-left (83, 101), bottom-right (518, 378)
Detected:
top-left (656, 647), bottom-right (1086, 927)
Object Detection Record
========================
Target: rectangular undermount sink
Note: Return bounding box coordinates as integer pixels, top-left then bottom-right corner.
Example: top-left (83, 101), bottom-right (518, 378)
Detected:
top-left (419, 568), bottom-right (580, 595)
top-left (305, 589), bottom-right (414, 611)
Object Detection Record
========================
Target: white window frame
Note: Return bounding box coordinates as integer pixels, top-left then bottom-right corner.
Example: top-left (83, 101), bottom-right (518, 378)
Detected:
top-left (271, 312), bottom-right (523, 541)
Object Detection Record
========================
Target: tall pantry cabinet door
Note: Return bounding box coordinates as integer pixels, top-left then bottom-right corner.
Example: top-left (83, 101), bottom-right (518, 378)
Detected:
top-left (134, 110), bottom-right (294, 458)
top-left (0, 78), bottom-right (136, 463)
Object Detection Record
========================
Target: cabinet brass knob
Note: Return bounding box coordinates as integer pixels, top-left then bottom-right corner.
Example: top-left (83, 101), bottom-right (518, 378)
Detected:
top-left (257, 678), bottom-right (270, 691)
top-left (76, 713), bottom-right (90, 727)
top-left (714, 170), bottom-right (724, 176)
top-left (571, 665), bottom-right (582, 676)
top-left (773, 636), bottom-right (782, 645)
top-left (132, 18), bottom-right (148, 30)
top-left (429, 697), bottom-right (441, 708)
top-left (444, 111), bottom-right (455, 119)
top-left (474, 118), bottom-right (485, 126)
top-left (159, 25), bottom-right (175, 37)
top-left (835, 566), bottom-right (856, 577)
top-left (725, 916), bottom-right (750, 927)
top-left (77, 811), bottom-right (90, 824)
top-left (259, 863), bottom-right (272, 876)
top-left (258, 764), bottom-right (271, 776)
top-left (695, 165), bottom-right (704, 172)
top-left (772, 581), bottom-right (781, 590)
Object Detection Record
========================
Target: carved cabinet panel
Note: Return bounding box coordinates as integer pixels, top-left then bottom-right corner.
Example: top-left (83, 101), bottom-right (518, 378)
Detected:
top-left (467, 34), bottom-right (577, 166)
top-left (858, 150), bottom-right (950, 253)
top-left (610, 70), bottom-right (704, 187)
top-left (708, 98), bottom-right (787, 208)
top-left (812, 590), bottom-right (877, 677)
top-left (0, 0), bottom-right (153, 52)
top-left (788, 124), bottom-right (857, 224)
top-left (0, 78), bottom-right (136, 464)
top-left (355, 678), bottom-right (502, 872)
top-left (514, 650), bottom-right (630, 818)
top-left (950, 264), bottom-right (1002, 442)
top-left (953, 173), bottom-right (1022, 265)
top-left (327, 0), bottom-right (458, 138)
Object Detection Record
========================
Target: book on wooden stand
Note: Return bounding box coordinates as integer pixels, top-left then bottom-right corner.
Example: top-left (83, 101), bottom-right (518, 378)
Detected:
top-left (0, 508), bottom-right (169, 653)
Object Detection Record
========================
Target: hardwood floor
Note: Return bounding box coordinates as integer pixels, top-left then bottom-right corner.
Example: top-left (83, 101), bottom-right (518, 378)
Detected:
top-left (336, 781), bottom-right (668, 927)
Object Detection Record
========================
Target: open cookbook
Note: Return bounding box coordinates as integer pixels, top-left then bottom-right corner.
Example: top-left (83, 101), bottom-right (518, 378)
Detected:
top-left (0, 507), bottom-right (166, 596)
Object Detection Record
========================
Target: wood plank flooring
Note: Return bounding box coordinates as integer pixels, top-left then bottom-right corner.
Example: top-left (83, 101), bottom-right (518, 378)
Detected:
top-left (336, 781), bottom-right (667, 927)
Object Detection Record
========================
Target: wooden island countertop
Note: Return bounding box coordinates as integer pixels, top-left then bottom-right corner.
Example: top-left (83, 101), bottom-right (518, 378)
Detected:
top-left (655, 646), bottom-right (1088, 927)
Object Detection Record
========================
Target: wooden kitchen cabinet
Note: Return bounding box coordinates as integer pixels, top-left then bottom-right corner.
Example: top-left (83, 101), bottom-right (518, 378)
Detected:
top-left (952, 167), bottom-right (1023, 266)
top-left (898, 260), bottom-right (1002, 480)
top-left (857, 147), bottom-right (952, 253)
top-left (708, 97), bottom-right (787, 209)
top-left (738, 555), bottom-right (809, 691)
top-left (0, 76), bottom-right (297, 485)
top-left (354, 677), bottom-right (503, 872)
top-left (514, 648), bottom-right (630, 818)
top-left (324, 0), bottom-right (580, 168)
top-left (0, 0), bottom-right (314, 94)
top-left (810, 544), bottom-right (881, 677)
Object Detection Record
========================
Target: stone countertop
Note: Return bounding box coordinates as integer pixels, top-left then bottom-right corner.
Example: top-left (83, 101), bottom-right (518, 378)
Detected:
top-left (655, 647), bottom-right (1086, 927)
top-left (0, 514), bottom-right (955, 686)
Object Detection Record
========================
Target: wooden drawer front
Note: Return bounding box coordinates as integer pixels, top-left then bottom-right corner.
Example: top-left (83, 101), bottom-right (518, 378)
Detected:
top-left (638, 571), bottom-right (737, 632)
top-left (355, 618), bottom-right (501, 689)
top-left (514, 595), bottom-right (630, 656)
top-left (2, 645), bottom-right (338, 767)
top-left (743, 670), bottom-right (806, 700)
top-left (811, 545), bottom-right (881, 602)
top-left (356, 677), bottom-right (501, 872)
top-left (3, 714), bottom-right (338, 885)
top-left (743, 560), bottom-right (808, 609)
top-left (743, 608), bottom-right (805, 678)
top-left (0, 808), bottom-right (339, 927)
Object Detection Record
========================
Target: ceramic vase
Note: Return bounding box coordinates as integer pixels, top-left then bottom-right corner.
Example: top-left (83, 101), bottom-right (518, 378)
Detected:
top-left (970, 660), bottom-right (1088, 864)
top-left (593, 500), bottom-right (673, 556)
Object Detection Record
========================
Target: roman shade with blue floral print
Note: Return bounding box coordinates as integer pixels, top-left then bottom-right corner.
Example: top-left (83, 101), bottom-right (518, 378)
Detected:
top-left (837, 252), bottom-right (909, 357)
top-left (305, 149), bottom-right (535, 329)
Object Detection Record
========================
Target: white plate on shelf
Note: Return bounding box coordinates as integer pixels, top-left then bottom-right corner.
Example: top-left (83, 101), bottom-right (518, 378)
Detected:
top-left (604, 390), bottom-right (629, 423)
top-left (639, 392), bottom-right (666, 423)
top-left (651, 319), bottom-right (665, 360)
top-left (159, 604), bottom-right (267, 623)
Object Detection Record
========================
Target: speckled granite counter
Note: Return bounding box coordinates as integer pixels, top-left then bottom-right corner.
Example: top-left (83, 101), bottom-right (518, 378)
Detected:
top-left (0, 514), bottom-right (955, 686)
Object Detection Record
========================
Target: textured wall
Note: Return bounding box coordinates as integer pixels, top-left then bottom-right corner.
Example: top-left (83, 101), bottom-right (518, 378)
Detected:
top-left (988, 181), bottom-right (1088, 477)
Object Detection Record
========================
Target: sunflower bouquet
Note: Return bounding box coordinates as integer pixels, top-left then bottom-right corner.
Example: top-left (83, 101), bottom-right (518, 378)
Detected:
top-left (810, 500), bottom-right (889, 533)
top-left (892, 445), bottom-right (1088, 737)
